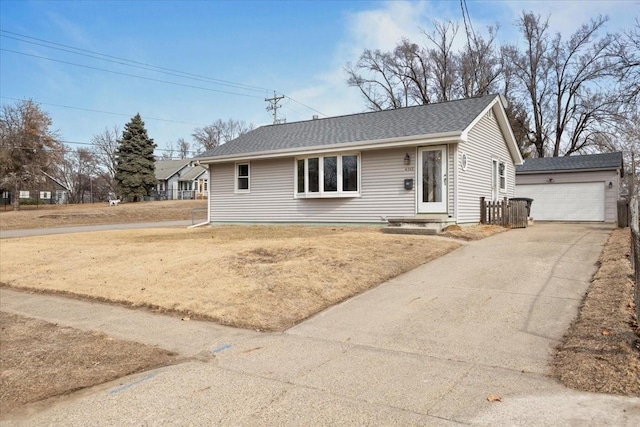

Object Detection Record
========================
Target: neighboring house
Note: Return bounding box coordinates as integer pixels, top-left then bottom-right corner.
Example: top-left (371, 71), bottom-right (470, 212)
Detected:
top-left (198, 94), bottom-right (523, 226)
top-left (515, 152), bottom-right (623, 222)
top-left (155, 159), bottom-right (209, 200)
top-left (1, 172), bottom-right (69, 206)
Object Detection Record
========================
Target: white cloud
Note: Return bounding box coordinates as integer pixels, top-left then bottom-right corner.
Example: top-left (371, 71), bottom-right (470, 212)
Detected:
top-left (285, 1), bottom-right (438, 120)
top-left (345, 0), bottom-right (429, 53)
top-left (501, 0), bottom-right (637, 37)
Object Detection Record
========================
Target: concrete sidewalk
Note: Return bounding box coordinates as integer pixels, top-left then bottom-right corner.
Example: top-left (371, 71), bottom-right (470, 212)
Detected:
top-left (0, 220), bottom-right (193, 239)
top-left (1, 223), bottom-right (639, 426)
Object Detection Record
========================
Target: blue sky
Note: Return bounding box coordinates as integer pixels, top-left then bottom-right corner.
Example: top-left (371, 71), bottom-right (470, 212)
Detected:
top-left (1, 0), bottom-right (637, 156)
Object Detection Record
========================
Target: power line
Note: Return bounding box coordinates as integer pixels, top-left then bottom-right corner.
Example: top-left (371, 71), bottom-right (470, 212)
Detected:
top-left (0, 30), bottom-right (270, 94)
top-left (1, 48), bottom-right (265, 99)
top-left (2, 30), bottom-right (329, 119)
top-left (3, 140), bottom-right (201, 155)
top-left (0, 96), bottom-right (207, 126)
top-left (284, 95), bottom-right (327, 117)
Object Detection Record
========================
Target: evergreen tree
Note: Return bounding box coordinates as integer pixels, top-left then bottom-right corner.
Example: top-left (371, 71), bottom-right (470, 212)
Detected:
top-left (114, 114), bottom-right (156, 201)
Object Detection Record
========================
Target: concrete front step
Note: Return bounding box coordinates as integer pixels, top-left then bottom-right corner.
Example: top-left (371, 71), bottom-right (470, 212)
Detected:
top-left (385, 217), bottom-right (456, 235)
top-left (382, 227), bottom-right (438, 236)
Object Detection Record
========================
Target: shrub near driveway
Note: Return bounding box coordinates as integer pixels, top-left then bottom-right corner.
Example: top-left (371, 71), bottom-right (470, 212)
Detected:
top-left (0, 226), bottom-right (461, 331)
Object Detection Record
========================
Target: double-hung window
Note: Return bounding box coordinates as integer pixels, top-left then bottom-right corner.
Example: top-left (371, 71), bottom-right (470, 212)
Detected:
top-left (498, 161), bottom-right (506, 191)
top-left (236, 162), bottom-right (250, 193)
top-left (296, 154), bottom-right (359, 197)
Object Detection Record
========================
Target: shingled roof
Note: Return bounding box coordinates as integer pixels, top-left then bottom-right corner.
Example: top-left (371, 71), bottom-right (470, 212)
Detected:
top-left (200, 94), bottom-right (502, 159)
top-left (179, 165), bottom-right (207, 181)
top-left (516, 152), bottom-right (623, 174)
top-left (155, 159), bottom-right (191, 180)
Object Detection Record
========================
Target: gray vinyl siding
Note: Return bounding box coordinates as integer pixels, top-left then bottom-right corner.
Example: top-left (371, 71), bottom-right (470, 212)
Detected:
top-left (516, 170), bottom-right (620, 222)
top-left (457, 109), bottom-right (516, 224)
top-left (209, 147), bottom-right (415, 223)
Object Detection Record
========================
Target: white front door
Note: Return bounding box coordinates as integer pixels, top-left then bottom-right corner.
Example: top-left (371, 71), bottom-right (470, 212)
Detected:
top-left (417, 146), bottom-right (447, 213)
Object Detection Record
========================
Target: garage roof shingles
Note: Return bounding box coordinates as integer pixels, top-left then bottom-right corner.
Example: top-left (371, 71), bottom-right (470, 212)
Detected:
top-left (516, 152), bottom-right (623, 173)
top-left (201, 94), bottom-right (499, 158)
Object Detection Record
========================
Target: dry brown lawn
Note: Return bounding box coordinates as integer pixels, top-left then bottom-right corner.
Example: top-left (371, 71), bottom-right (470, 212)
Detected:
top-left (440, 224), bottom-right (506, 240)
top-left (552, 228), bottom-right (640, 396)
top-left (0, 200), bottom-right (207, 230)
top-left (0, 226), bottom-right (461, 331)
top-left (0, 312), bottom-right (178, 416)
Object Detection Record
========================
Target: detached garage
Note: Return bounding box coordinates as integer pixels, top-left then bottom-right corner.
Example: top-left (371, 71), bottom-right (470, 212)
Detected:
top-left (515, 152), bottom-right (623, 222)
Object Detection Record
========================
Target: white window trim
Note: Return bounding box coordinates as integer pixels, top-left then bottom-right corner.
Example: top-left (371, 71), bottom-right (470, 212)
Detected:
top-left (235, 162), bottom-right (250, 193)
top-left (498, 160), bottom-right (506, 192)
top-left (294, 153), bottom-right (361, 198)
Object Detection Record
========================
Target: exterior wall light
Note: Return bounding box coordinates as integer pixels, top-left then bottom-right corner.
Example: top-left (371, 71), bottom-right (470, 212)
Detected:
top-left (608, 181), bottom-right (613, 189)
top-left (548, 178), bottom-right (554, 183)
top-left (404, 153), bottom-right (411, 165)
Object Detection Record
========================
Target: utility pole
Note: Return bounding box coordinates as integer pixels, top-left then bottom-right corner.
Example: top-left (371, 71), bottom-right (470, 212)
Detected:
top-left (265, 91), bottom-right (285, 125)
top-left (632, 151), bottom-right (636, 197)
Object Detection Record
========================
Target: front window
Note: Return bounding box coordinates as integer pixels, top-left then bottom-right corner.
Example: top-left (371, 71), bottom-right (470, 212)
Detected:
top-left (308, 158), bottom-right (319, 193)
top-left (342, 155), bottom-right (358, 191)
top-left (236, 163), bottom-right (250, 192)
top-left (296, 154), bottom-right (360, 197)
top-left (296, 159), bottom-right (305, 193)
top-left (323, 156), bottom-right (337, 192)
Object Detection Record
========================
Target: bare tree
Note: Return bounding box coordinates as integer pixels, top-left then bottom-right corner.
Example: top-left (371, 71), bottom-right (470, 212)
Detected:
top-left (177, 138), bottom-right (190, 159)
top-left (192, 119), bottom-right (254, 152)
top-left (613, 19), bottom-right (640, 106)
top-left (345, 49), bottom-right (408, 110)
top-left (345, 19), bottom-right (508, 111)
top-left (54, 146), bottom-right (98, 203)
top-left (503, 12), bottom-right (553, 157)
top-left (506, 12), bottom-right (619, 157)
top-left (0, 99), bottom-right (62, 210)
top-left (424, 20), bottom-right (460, 102)
top-left (549, 16), bottom-right (617, 156)
top-left (393, 39), bottom-right (432, 105)
top-left (192, 125), bottom-right (221, 151)
top-left (460, 25), bottom-right (502, 97)
top-left (91, 126), bottom-right (119, 196)
top-left (158, 140), bottom-right (175, 160)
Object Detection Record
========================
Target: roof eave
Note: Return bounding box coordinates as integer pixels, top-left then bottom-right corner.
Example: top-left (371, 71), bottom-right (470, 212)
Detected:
top-left (42, 172), bottom-right (70, 191)
top-left (516, 166), bottom-right (622, 174)
top-left (198, 131), bottom-right (464, 163)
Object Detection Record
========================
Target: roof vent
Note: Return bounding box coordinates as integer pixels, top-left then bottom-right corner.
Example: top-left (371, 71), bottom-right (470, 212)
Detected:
top-left (312, 115), bottom-right (319, 120)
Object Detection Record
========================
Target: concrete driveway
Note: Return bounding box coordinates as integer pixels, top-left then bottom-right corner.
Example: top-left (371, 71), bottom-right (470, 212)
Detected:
top-left (1, 223), bottom-right (639, 426)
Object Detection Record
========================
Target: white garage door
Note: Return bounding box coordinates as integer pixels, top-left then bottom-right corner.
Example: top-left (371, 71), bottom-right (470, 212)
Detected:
top-left (515, 182), bottom-right (604, 221)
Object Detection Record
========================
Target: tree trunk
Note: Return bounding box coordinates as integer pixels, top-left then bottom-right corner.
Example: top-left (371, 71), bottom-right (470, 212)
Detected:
top-left (12, 182), bottom-right (20, 211)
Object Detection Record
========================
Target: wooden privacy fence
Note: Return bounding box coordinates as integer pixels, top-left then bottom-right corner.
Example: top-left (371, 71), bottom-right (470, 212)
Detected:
top-left (618, 199), bottom-right (630, 227)
top-left (480, 197), bottom-right (528, 228)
